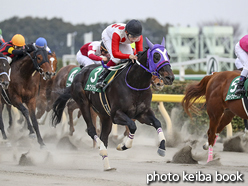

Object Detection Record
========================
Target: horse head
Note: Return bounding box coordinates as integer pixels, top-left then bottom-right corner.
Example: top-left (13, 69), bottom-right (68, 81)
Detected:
top-left (145, 37), bottom-right (174, 85)
top-left (48, 52), bottom-right (58, 76)
top-left (0, 55), bottom-right (11, 90)
top-left (32, 47), bottom-right (53, 80)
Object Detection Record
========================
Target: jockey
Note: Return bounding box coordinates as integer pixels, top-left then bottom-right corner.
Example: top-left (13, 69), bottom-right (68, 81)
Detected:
top-left (0, 34), bottom-right (26, 63)
top-left (34, 37), bottom-right (52, 53)
top-left (0, 29), bottom-right (5, 46)
top-left (95, 19), bottom-right (143, 88)
top-left (76, 41), bottom-right (109, 68)
top-left (235, 35), bottom-right (248, 95)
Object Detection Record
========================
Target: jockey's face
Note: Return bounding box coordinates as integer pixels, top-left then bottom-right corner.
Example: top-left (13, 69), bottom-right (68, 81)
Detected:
top-left (101, 50), bottom-right (108, 56)
top-left (126, 32), bottom-right (140, 43)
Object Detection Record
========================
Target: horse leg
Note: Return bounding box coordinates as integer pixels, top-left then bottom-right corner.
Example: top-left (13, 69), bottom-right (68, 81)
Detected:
top-left (67, 103), bottom-right (75, 136)
top-left (27, 99), bottom-right (45, 147)
top-left (206, 105), bottom-right (223, 162)
top-left (99, 115), bottom-right (112, 148)
top-left (243, 119), bottom-right (248, 135)
top-left (74, 93), bottom-right (113, 170)
top-left (113, 110), bottom-right (137, 151)
top-left (137, 108), bottom-right (166, 157)
top-left (6, 104), bottom-right (13, 130)
top-left (90, 108), bottom-right (98, 148)
top-left (216, 110), bottom-right (235, 138)
top-left (0, 103), bottom-right (7, 139)
top-left (15, 103), bottom-right (35, 135)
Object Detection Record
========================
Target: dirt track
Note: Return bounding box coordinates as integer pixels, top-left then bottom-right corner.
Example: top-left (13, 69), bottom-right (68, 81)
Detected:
top-left (1, 113), bottom-right (248, 186)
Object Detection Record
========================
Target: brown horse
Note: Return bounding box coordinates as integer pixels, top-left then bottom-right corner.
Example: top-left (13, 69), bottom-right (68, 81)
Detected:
top-left (5, 47), bottom-right (53, 147)
top-left (36, 52), bottom-right (58, 121)
top-left (7, 52), bottom-right (58, 126)
top-left (0, 54), bottom-right (11, 139)
top-left (52, 38), bottom-right (174, 170)
top-left (182, 70), bottom-right (246, 162)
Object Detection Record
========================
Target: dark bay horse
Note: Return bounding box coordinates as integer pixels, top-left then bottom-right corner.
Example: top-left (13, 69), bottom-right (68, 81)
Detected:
top-left (182, 70), bottom-right (247, 162)
top-left (5, 47), bottom-right (53, 147)
top-left (0, 54), bottom-right (11, 139)
top-left (52, 37), bottom-right (174, 170)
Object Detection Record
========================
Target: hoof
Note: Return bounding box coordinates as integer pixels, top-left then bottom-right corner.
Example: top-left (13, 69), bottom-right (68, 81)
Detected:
top-left (203, 142), bottom-right (209, 150)
top-left (116, 143), bottom-right (128, 151)
top-left (40, 144), bottom-right (46, 149)
top-left (157, 148), bottom-right (166, 157)
top-left (104, 167), bottom-right (117, 171)
top-left (29, 133), bottom-right (36, 139)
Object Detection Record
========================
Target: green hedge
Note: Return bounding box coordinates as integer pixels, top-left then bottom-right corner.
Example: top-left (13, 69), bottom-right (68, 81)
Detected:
top-left (152, 80), bottom-right (245, 136)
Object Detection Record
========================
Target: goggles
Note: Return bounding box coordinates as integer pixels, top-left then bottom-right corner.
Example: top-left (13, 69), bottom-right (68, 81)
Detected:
top-left (127, 34), bottom-right (140, 41)
top-left (14, 45), bottom-right (24, 49)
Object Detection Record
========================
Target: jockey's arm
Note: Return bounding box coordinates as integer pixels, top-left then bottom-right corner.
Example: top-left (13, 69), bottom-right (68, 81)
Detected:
top-left (135, 35), bottom-right (143, 52)
top-left (11, 48), bottom-right (26, 55)
top-left (112, 33), bottom-right (131, 59)
top-left (88, 45), bottom-right (102, 61)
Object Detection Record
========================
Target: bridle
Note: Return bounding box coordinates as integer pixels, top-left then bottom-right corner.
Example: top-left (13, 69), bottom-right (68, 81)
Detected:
top-left (0, 57), bottom-right (11, 82)
top-left (125, 44), bottom-right (170, 91)
top-left (26, 47), bottom-right (49, 78)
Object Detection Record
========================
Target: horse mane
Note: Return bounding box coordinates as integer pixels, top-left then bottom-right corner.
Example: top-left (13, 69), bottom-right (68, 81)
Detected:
top-left (137, 47), bottom-right (148, 59)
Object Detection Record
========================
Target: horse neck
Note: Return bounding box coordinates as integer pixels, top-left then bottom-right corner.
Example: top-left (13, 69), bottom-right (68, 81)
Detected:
top-left (13, 56), bottom-right (35, 79)
top-left (125, 62), bottom-right (152, 89)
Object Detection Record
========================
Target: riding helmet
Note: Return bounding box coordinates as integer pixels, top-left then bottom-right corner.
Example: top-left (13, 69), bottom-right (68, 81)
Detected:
top-left (36, 37), bottom-right (47, 47)
top-left (100, 41), bottom-right (108, 53)
top-left (125, 19), bottom-right (142, 37)
top-left (11, 34), bottom-right (26, 46)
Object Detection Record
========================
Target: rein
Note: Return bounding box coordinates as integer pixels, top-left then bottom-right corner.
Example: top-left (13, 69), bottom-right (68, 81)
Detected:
top-left (0, 57), bottom-right (11, 81)
top-left (125, 64), bottom-right (151, 91)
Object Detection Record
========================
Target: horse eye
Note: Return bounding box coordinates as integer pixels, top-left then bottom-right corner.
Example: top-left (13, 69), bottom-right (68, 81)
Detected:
top-left (153, 52), bottom-right (161, 63)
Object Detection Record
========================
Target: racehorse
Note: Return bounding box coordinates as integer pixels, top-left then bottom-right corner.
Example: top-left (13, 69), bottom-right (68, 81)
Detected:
top-left (35, 52), bottom-right (58, 121)
top-left (39, 64), bottom-right (164, 145)
top-left (4, 47), bottom-right (53, 147)
top-left (0, 53), bottom-right (11, 139)
top-left (6, 52), bottom-right (58, 128)
top-left (182, 70), bottom-right (247, 162)
top-left (52, 37), bottom-right (174, 170)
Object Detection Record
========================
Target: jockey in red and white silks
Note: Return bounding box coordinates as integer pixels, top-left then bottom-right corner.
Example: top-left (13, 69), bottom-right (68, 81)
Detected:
top-left (102, 23), bottom-right (143, 65)
top-left (76, 41), bottom-right (108, 67)
top-left (95, 19), bottom-right (143, 88)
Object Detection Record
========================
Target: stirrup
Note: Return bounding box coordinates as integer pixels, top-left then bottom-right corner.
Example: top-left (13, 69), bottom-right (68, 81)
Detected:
top-left (235, 88), bottom-right (245, 95)
top-left (96, 81), bottom-right (106, 88)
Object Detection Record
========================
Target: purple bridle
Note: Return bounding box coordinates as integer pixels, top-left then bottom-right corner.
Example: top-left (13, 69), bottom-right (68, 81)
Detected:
top-left (146, 37), bottom-right (170, 77)
top-left (125, 37), bottom-right (170, 91)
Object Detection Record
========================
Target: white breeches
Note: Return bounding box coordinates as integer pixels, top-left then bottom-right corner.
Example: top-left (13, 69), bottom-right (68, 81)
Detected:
top-left (76, 51), bottom-right (101, 67)
top-left (235, 42), bottom-right (248, 77)
top-left (102, 31), bottom-right (133, 64)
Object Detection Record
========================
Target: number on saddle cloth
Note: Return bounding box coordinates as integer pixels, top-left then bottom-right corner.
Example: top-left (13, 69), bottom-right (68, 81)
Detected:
top-left (225, 76), bottom-right (248, 101)
top-left (84, 66), bottom-right (119, 93)
top-left (66, 67), bottom-right (81, 87)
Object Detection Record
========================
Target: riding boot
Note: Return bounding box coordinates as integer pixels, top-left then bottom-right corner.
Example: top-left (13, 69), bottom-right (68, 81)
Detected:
top-left (235, 76), bottom-right (246, 95)
top-left (95, 68), bottom-right (111, 88)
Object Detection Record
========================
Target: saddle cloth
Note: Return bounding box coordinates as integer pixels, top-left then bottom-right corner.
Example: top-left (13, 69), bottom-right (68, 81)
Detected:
top-left (84, 66), bottom-right (118, 93)
top-left (225, 76), bottom-right (248, 101)
top-left (66, 67), bottom-right (81, 87)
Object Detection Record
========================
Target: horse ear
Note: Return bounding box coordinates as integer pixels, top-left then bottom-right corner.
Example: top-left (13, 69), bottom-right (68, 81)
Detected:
top-left (146, 37), bottom-right (154, 50)
top-left (161, 37), bottom-right (165, 47)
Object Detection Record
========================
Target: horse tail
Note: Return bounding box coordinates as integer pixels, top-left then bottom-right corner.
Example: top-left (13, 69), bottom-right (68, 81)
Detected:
top-left (182, 75), bottom-right (213, 117)
top-left (52, 86), bottom-right (72, 126)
